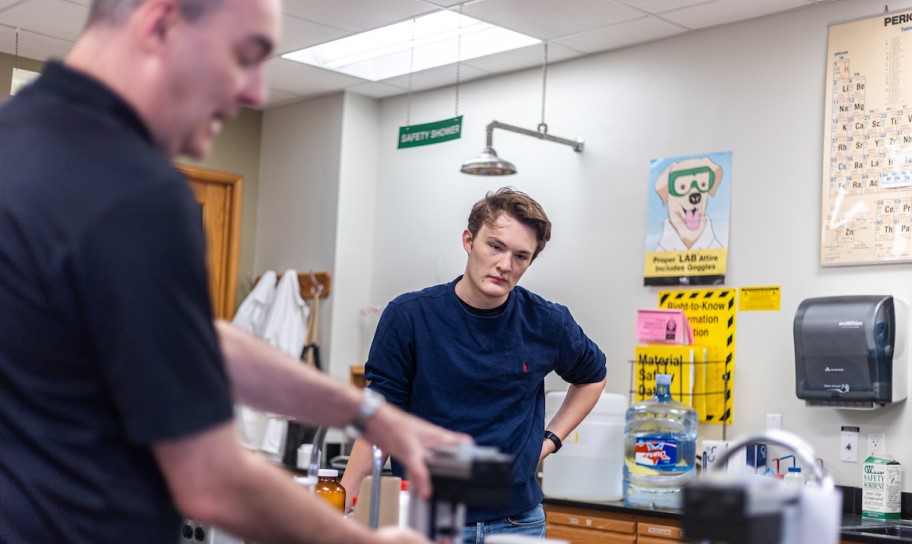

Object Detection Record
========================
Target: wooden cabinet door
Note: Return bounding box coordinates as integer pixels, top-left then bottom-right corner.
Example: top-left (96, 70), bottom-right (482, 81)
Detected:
top-left (178, 164), bottom-right (242, 320)
top-left (637, 520), bottom-right (688, 542)
top-left (546, 505), bottom-right (637, 543)
top-left (547, 524), bottom-right (636, 543)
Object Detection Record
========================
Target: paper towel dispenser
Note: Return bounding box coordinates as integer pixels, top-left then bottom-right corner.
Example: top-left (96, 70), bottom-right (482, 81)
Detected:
top-left (794, 295), bottom-right (907, 409)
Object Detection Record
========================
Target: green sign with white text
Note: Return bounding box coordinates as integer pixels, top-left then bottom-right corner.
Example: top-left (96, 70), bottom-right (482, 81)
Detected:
top-left (398, 116), bottom-right (462, 149)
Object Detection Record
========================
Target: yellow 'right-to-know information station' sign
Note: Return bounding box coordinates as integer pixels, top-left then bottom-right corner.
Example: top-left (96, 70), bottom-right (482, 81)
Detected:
top-left (658, 288), bottom-right (736, 425)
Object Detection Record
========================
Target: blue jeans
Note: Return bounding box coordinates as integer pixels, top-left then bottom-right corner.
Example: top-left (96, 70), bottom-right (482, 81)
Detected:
top-left (462, 505), bottom-right (546, 543)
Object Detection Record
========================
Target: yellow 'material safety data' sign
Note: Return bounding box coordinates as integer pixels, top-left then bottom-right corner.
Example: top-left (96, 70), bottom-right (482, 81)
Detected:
top-left (658, 288), bottom-right (736, 425)
top-left (739, 286), bottom-right (781, 312)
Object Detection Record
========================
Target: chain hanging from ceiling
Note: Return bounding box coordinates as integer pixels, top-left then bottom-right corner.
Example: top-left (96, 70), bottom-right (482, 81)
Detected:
top-left (539, 42), bottom-right (548, 133)
top-left (14, 27), bottom-right (20, 69)
top-left (454, 4), bottom-right (463, 117)
top-left (405, 17), bottom-right (416, 127)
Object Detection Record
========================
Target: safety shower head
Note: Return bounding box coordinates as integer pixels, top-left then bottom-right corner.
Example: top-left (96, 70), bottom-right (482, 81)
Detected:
top-left (461, 45), bottom-right (583, 176)
top-left (459, 145), bottom-right (517, 176)
top-left (459, 121), bottom-right (583, 176)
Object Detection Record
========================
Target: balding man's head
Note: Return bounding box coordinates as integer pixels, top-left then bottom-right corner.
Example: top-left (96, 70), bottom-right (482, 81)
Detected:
top-left (86, 0), bottom-right (224, 28)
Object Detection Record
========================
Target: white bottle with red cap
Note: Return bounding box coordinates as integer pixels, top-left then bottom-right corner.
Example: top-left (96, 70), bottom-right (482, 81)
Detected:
top-left (399, 480), bottom-right (410, 527)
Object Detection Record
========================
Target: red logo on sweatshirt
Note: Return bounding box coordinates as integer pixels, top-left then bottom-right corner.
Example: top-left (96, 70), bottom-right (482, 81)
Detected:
top-left (523, 362), bottom-right (528, 373)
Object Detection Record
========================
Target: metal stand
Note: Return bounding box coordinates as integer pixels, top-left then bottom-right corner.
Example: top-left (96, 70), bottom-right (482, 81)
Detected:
top-left (684, 429), bottom-right (840, 544)
top-left (709, 429), bottom-right (833, 490)
top-left (307, 427), bottom-right (327, 477)
top-left (369, 445), bottom-right (383, 529)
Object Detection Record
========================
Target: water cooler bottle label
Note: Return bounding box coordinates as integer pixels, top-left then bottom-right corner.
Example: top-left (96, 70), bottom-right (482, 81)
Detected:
top-left (635, 436), bottom-right (679, 467)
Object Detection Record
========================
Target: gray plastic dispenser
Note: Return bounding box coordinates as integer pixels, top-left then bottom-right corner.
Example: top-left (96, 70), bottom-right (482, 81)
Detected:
top-left (794, 295), bottom-right (907, 409)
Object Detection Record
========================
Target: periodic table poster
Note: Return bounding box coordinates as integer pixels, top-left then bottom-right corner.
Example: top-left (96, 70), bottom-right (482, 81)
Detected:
top-left (821, 9), bottom-right (912, 265)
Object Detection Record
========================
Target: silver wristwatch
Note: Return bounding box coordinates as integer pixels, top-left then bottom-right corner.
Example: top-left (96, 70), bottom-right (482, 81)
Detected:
top-left (344, 389), bottom-right (385, 439)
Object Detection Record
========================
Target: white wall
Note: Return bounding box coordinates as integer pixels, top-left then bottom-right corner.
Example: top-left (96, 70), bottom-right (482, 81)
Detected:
top-left (328, 94), bottom-right (382, 381)
top-left (256, 93), bottom-right (344, 369)
top-left (362, 0), bottom-right (912, 490)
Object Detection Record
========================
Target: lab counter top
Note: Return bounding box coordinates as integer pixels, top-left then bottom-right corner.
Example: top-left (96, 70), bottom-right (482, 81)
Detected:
top-left (542, 498), bottom-right (912, 543)
top-left (840, 516), bottom-right (912, 543)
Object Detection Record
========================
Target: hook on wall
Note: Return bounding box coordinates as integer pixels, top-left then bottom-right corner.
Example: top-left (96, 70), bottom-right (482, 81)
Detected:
top-left (308, 269), bottom-right (325, 298)
top-left (299, 271), bottom-right (331, 299)
top-left (252, 271), bottom-right (332, 299)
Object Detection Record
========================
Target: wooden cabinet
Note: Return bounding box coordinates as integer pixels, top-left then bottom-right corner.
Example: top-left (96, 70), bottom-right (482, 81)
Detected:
top-left (637, 520), bottom-right (688, 542)
top-left (547, 525), bottom-right (635, 543)
top-left (545, 504), bottom-right (690, 543)
top-left (350, 364), bottom-right (367, 388)
top-left (546, 506), bottom-right (636, 543)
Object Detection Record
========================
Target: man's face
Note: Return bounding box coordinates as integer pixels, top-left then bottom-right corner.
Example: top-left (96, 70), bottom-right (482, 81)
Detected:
top-left (162, 0), bottom-right (280, 158)
top-left (459, 213), bottom-right (537, 309)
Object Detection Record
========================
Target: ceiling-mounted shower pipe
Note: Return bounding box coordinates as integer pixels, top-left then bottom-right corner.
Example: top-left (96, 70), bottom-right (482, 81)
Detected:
top-left (492, 120), bottom-right (585, 153)
top-left (460, 120), bottom-right (585, 176)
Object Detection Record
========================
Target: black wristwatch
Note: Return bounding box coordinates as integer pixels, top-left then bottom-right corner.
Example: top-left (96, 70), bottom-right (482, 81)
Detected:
top-left (544, 430), bottom-right (562, 453)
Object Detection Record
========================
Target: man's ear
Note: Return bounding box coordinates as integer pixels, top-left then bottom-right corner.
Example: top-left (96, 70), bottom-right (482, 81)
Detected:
top-left (462, 229), bottom-right (473, 252)
top-left (132, 0), bottom-right (181, 54)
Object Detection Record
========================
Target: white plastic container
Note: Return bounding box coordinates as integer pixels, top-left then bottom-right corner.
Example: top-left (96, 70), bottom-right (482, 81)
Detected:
top-left (863, 453), bottom-right (902, 519)
top-left (784, 467), bottom-right (805, 487)
top-left (541, 391), bottom-right (627, 501)
top-left (399, 480), bottom-right (409, 527)
top-left (296, 443), bottom-right (314, 470)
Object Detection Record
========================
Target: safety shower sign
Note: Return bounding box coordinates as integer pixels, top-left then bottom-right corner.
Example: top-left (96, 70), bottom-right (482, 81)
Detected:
top-left (398, 116), bottom-right (462, 149)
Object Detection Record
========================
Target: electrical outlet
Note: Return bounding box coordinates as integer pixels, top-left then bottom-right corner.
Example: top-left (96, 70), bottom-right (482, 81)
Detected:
top-left (841, 426), bottom-right (859, 462)
top-left (766, 413), bottom-right (782, 430)
top-left (867, 433), bottom-right (886, 456)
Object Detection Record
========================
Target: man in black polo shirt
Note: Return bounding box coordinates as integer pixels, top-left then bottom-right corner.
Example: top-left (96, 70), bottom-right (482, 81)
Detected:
top-left (0, 1), bottom-right (466, 543)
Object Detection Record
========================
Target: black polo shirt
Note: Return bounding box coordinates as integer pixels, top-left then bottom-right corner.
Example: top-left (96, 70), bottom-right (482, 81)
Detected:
top-left (0, 62), bottom-right (234, 543)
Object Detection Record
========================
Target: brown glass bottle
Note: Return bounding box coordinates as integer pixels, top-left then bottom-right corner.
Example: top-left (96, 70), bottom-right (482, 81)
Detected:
top-left (314, 469), bottom-right (346, 513)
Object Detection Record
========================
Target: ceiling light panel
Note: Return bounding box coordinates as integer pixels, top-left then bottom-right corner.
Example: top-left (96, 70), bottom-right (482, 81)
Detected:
top-left (282, 10), bottom-right (540, 81)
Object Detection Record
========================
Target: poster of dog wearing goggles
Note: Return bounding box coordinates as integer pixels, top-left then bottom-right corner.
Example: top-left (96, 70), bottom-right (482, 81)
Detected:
top-left (644, 151), bottom-right (731, 286)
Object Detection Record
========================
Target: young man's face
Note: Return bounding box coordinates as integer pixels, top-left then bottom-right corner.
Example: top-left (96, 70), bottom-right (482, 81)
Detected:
top-left (458, 212), bottom-right (537, 309)
top-left (161, 0), bottom-right (279, 158)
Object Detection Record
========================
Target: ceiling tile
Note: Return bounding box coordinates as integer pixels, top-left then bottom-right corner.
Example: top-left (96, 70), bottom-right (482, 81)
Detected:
top-left (263, 87), bottom-right (302, 108)
top-left (461, 42), bottom-right (581, 74)
top-left (381, 62), bottom-right (490, 94)
top-left (422, 0), bottom-right (469, 6)
top-left (265, 56), bottom-right (368, 96)
top-left (553, 15), bottom-right (686, 53)
top-left (276, 14), bottom-right (349, 55)
top-left (0, 24), bottom-right (72, 62)
top-left (660, 0), bottom-right (810, 29)
top-left (0, 0), bottom-right (87, 43)
top-left (462, 0), bottom-right (643, 40)
top-left (345, 81), bottom-right (410, 99)
top-left (613, 0), bottom-right (714, 15)
top-left (281, 0), bottom-right (439, 33)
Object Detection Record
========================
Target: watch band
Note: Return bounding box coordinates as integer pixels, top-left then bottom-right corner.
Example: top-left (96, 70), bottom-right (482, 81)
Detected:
top-left (544, 430), bottom-right (562, 453)
top-left (344, 389), bottom-right (385, 440)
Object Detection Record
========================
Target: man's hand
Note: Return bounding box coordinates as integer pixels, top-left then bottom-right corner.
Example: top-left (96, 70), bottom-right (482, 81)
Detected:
top-left (214, 320), bottom-right (471, 502)
top-left (360, 402), bottom-right (472, 500)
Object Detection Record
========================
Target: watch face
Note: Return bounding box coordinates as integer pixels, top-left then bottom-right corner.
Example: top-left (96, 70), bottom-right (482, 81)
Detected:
top-left (343, 424), bottom-right (361, 440)
top-left (345, 390), bottom-right (385, 440)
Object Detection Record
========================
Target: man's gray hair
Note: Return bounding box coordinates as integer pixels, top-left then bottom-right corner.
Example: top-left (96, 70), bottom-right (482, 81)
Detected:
top-left (86, 0), bottom-right (223, 27)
